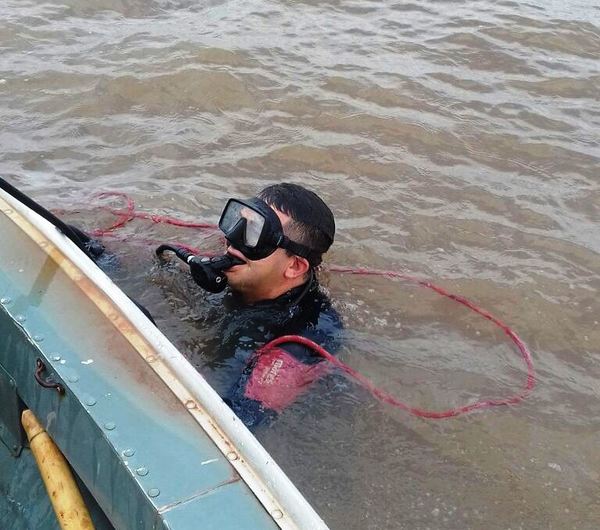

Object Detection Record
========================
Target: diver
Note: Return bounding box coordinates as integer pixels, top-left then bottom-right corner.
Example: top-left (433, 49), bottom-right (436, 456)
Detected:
top-left (159, 183), bottom-right (342, 428)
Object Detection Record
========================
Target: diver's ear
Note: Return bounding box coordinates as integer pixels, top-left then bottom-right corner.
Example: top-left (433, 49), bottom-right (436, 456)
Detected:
top-left (283, 254), bottom-right (310, 280)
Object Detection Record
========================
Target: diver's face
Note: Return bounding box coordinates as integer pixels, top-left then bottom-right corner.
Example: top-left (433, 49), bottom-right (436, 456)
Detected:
top-left (224, 208), bottom-right (296, 302)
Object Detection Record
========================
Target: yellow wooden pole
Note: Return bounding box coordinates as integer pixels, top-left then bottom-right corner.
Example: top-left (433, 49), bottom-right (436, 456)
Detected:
top-left (21, 409), bottom-right (95, 530)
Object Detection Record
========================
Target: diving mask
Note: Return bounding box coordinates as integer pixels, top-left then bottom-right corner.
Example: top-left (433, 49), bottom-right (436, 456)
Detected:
top-left (219, 197), bottom-right (316, 262)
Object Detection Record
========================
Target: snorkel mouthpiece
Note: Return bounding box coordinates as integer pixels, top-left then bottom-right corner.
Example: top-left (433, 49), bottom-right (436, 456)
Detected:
top-left (188, 254), bottom-right (244, 293)
top-left (155, 244), bottom-right (243, 293)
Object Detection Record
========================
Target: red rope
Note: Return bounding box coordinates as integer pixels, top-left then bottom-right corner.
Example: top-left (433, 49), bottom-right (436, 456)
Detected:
top-left (59, 191), bottom-right (536, 418)
top-left (261, 278), bottom-right (536, 419)
top-left (75, 191), bottom-right (218, 237)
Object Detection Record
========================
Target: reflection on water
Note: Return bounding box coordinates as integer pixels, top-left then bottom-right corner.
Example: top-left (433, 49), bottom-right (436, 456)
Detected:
top-left (1, 0), bottom-right (599, 527)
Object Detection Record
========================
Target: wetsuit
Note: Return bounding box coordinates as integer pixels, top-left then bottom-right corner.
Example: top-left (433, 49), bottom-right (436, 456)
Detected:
top-left (213, 279), bottom-right (343, 428)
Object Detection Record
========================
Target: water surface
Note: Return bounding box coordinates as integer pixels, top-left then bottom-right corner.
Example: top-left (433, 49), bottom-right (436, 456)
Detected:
top-left (1, 0), bottom-right (599, 528)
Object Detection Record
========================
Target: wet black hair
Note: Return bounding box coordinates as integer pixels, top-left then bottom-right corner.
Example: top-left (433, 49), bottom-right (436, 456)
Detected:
top-left (257, 183), bottom-right (335, 267)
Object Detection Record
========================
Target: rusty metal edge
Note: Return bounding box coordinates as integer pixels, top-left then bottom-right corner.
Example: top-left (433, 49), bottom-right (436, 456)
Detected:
top-left (0, 191), bottom-right (329, 530)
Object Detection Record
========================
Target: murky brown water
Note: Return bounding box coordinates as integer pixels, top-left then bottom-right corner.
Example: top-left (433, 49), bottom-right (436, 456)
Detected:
top-left (2, 0), bottom-right (599, 528)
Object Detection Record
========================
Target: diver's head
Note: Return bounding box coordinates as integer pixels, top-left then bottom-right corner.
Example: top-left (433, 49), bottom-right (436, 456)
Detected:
top-left (220, 183), bottom-right (335, 303)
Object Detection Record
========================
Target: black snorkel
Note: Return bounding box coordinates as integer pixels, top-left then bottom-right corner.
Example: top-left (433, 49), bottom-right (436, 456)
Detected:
top-left (155, 244), bottom-right (244, 293)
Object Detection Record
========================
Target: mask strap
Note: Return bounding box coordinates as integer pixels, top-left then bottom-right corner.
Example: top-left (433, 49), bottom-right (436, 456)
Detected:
top-left (279, 235), bottom-right (317, 262)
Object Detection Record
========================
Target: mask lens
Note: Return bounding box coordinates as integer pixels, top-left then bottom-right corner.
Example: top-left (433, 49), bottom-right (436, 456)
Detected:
top-left (220, 200), bottom-right (266, 248)
top-left (242, 207), bottom-right (264, 246)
